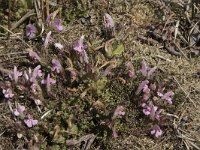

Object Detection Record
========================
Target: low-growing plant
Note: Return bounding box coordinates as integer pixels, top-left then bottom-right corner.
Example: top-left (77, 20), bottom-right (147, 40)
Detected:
top-left (0, 10), bottom-right (177, 149)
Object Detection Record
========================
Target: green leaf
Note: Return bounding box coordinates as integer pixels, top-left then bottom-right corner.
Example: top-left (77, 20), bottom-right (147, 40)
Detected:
top-left (112, 43), bottom-right (124, 56)
top-left (70, 125), bottom-right (78, 134)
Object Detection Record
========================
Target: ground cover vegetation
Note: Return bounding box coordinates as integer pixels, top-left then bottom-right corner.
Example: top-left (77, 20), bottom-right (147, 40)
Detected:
top-left (0, 0), bottom-right (200, 149)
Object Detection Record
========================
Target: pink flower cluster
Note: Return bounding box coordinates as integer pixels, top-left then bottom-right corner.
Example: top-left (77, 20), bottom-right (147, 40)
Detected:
top-left (135, 60), bottom-right (175, 138)
top-left (2, 57), bottom-right (61, 127)
top-left (13, 103), bottom-right (38, 128)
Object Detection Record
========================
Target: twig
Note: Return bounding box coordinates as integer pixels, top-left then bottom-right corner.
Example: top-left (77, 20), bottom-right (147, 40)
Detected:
top-left (154, 55), bottom-right (172, 62)
top-left (164, 43), bottom-right (182, 56)
top-left (41, 110), bottom-right (52, 119)
top-left (0, 56), bottom-right (28, 63)
top-left (8, 0), bottom-right (11, 39)
top-left (0, 66), bottom-right (12, 74)
top-left (0, 24), bottom-right (32, 48)
top-left (173, 42), bottom-right (189, 61)
top-left (11, 9), bottom-right (36, 30)
top-left (34, 0), bottom-right (45, 36)
top-left (0, 130), bottom-right (6, 137)
top-left (174, 20), bottom-right (180, 41)
top-left (0, 51), bottom-right (28, 57)
top-left (173, 76), bottom-right (196, 107)
top-left (66, 134), bottom-right (96, 150)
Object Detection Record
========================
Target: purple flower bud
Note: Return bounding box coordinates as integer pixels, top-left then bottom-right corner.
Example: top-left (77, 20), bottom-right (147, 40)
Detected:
top-left (73, 35), bottom-right (85, 53)
top-left (112, 106), bottom-right (125, 119)
top-left (2, 88), bottom-right (14, 98)
top-left (112, 126), bottom-right (118, 138)
top-left (30, 83), bottom-right (37, 93)
top-left (126, 62), bottom-right (135, 78)
top-left (104, 13), bottom-right (114, 29)
top-left (150, 125), bottom-right (162, 138)
top-left (26, 24), bottom-right (37, 39)
top-left (23, 68), bottom-right (32, 81)
top-left (136, 80), bottom-right (149, 95)
top-left (29, 51), bottom-right (41, 61)
top-left (9, 66), bottom-right (22, 83)
top-left (142, 103), bottom-right (151, 115)
top-left (44, 31), bottom-right (52, 48)
top-left (46, 13), bottom-right (53, 24)
top-left (30, 65), bottom-right (43, 83)
top-left (41, 74), bottom-right (56, 92)
top-left (53, 18), bottom-right (63, 31)
top-left (46, 13), bottom-right (63, 31)
top-left (13, 103), bottom-right (25, 116)
top-left (24, 115), bottom-right (38, 128)
top-left (142, 103), bottom-right (163, 121)
top-left (51, 59), bottom-right (62, 73)
top-left (128, 71), bottom-right (135, 78)
top-left (158, 91), bottom-right (174, 104)
top-left (149, 105), bottom-right (158, 120)
top-left (81, 49), bottom-right (89, 64)
top-left (143, 84), bottom-right (150, 93)
top-left (143, 92), bottom-right (150, 101)
top-left (73, 35), bottom-right (89, 64)
top-left (140, 60), bottom-right (157, 78)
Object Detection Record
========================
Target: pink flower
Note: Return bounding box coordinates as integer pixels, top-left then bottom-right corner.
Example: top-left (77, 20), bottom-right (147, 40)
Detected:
top-left (24, 115), bottom-right (38, 128)
top-left (143, 84), bottom-right (150, 93)
top-left (73, 35), bottom-right (85, 53)
top-left (26, 24), bottom-right (37, 39)
top-left (51, 59), bottom-right (62, 73)
top-left (44, 31), bottom-right (52, 48)
top-left (41, 74), bottom-right (56, 92)
top-left (149, 106), bottom-right (163, 121)
top-left (142, 103), bottom-right (163, 120)
top-left (150, 125), bottom-right (162, 138)
top-left (46, 13), bottom-right (53, 24)
top-left (52, 18), bottom-right (63, 31)
top-left (81, 49), bottom-right (89, 64)
top-left (143, 93), bottom-right (150, 101)
top-left (73, 35), bottom-right (89, 64)
top-left (46, 14), bottom-right (63, 31)
top-left (23, 68), bottom-right (32, 81)
top-left (157, 91), bottom-right (174, 104)
top-left (104, 13), bottom-right (114, 29)
top-left (142, 103), bottom-right (151, 115)
top-left (112, 106), bottom-right (125, 119)
top-left (30, 65), bottom-right (43, 83)
top-left (2, 88), bottom-right (14, 98)
top-left (126, 62), bottom-right (135, 78)
top-left (140, 60), bottom-right (157, 78)
top-left (104, 64), bottom-right (116, 76)
top-left (112, 126), bottom-right (118, 138)
top-left (9, 66), bottom-right (22, 83)
top-left (30, 83), bottom-right (37, 93)
top-left (136, 80), bottom-right (149, 95)
top-left (29, 51), bottom-right (41, 61)
top-left (13, 103), bottom-right (25, 116)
